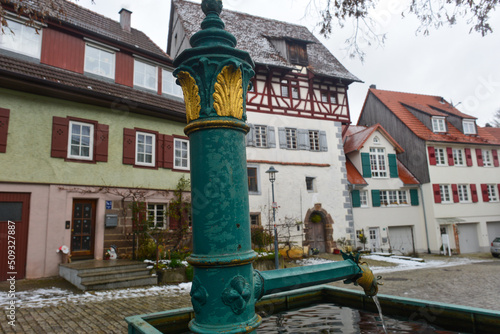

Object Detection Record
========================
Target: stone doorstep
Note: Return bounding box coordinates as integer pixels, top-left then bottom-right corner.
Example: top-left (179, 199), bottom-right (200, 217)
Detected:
top-left (79, 267), bottom-right (152, 283)
top-left (80, 275), bottom-right (158, 291)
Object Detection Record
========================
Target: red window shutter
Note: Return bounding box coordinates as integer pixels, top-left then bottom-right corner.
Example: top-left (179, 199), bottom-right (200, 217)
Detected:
top-left (481, 184), bottom-right (490, 202)
top-left (0, 108), bottom-right (10, 153)
top-left (465, 148), bottom-right (473, 166)
top-left (476, 149), bottom-right (483, 167)
top-left (427, 146), bottom-right (436, 165)
top-left (492, 150), bottom-right (499, 167)
top-left (470, 184), bottom-right (478, 203)
top-left (123, 128), bottom-right (136, 165)
top-left (451, 184), bottom-right (459, 203)
top-left (433, 184), bottom-right (441, 203)
top-left (95, 123), bottom-right (109, 162)
top-left (163, 135), bottom-right (174, 169)
top-left (446, 147), bottom-right (454, 166)
top-left (156, 134), bottom-right (165, 168)
top-left (51, 116), bottom-right (69, 158)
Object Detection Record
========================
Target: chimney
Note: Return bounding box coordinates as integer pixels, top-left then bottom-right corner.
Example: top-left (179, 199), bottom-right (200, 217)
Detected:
top-left (119, 8), bottom-right (132, 33)
top-left (369, 84), bottom-right (377, 89)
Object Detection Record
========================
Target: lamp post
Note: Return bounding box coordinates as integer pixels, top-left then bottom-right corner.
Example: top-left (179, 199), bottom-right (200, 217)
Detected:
top-left (266, 166), bottom-right (279, 269)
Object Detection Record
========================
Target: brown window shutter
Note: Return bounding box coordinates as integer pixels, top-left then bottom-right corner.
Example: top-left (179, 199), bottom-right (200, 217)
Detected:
top-left (446, 147), bottom-right (454, 166)
top-left (427, 146), bottom-right (436, 165)
top-left (481, 184), bottom-right (490, 202)
top-left (51, 116), bottom-right (69, 158)
top-left (123, 128), bottom-right (136, 165)
top-left (0, 108), bottom-right (10, 153)
top-left (156, 134), bottom-right (165, 168)
top-left (476, 149), bottom-right (483, 166)
top-left (493, 150), bottom-right (499, 167)
top-left (95, 123), bottom-right (109, 162)
top-left (470, 184), bottom-right (478, 203)
top-left (465, 148), bottom-right (473, 166)
top-left (451, 184), bottom-right (459, 203)
top-left (163, 135), bottom-right (174, 169)
top-left (432, 184), bottom-right (441, 203)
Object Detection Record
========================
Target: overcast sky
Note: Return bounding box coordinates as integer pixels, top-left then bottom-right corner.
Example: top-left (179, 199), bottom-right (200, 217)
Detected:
top-left (77, 0), bottom-right (500, 126)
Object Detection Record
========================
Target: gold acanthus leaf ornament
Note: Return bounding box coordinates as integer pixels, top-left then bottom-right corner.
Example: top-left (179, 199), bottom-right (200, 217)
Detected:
top-left (213, 66), bottom-right (244, 119)
top-left (177, 71), bottom-right (201, 123)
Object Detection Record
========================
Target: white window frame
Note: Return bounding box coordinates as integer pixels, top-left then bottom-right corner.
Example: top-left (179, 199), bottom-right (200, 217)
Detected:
top-left (369, 147), bottom-right (387, 178)
top-left (147, 203), bottom-right (167, 229)
top-left (435, 148), bottom-right (447, 166)
top-left (360, 190), bottom-right (368, 207)
top-left (135, 132), bottom-right (155, 167)
top-left (68, 121), bottom-right (94, 161)
top-left (162, 68), bottom-right (183, 97)
top-left (453, 148), bottom-right (464, 166)
top-left (134, 59), bottom-right (158, 91)
top-left (432, 117), bottom-right (446, 133)
top-left (84, 43), bottom-right (116, 79)
top-left (457, 184), bottom-right (470, 203)
top-left (379, 190), bottom-right (408, 206)
top-left (254, 125), bottom-right (268, 148)
top-left (0, 18), bottom-right (42, 59)
top-left (440, 184), bottom-right (452, 203)
top-left (463, 120), bottom-right (476, 134)
top-left (487, 184), bottom-right (499, 202)
top-left (309, 130), bottom-right (320, 151)
top-left (482, 149), bottom-right (493, 167)
top-left (286, 128), bottom-right (297, 149)
top-left (174, 138), bottom-right (190, 170)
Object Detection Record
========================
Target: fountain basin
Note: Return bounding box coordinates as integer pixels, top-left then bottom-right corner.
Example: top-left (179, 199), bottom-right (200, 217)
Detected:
top-left (126, 285), bottom-right (500, 333)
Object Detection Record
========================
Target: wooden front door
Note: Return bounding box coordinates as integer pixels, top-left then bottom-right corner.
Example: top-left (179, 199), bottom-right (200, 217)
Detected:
top-left (0, 193), bottom-right (30, 281)
top-left (71, 199), bottom-right (96, 259)
top-left (311, 222), bottom-right (325, 253)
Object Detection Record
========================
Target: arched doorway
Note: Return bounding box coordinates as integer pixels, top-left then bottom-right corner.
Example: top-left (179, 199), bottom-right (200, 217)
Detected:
top-left (303, 204), bottom-right (335, 253)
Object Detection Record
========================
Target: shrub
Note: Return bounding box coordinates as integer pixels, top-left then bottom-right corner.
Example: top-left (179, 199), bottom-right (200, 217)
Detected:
top-left (251, 228), bottom-right (273, 250)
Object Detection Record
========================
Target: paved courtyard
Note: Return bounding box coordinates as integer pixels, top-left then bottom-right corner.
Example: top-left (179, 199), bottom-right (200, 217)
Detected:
top-left (1, 254), bottom-right (498, 333)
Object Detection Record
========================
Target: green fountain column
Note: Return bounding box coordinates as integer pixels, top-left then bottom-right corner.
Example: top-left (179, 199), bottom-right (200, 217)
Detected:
top-left (173, 0), bottom-right (257, 332)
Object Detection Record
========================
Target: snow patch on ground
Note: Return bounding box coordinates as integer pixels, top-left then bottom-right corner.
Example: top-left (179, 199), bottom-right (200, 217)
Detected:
top-left (294, 257), bottom-right (334, 266)
top-left (0, 282), bottom-right (192, 309)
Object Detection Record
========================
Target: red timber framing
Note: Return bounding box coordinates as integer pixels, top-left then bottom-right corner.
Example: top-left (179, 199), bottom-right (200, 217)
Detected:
top-left (246, 66), bottom-right (351, 122)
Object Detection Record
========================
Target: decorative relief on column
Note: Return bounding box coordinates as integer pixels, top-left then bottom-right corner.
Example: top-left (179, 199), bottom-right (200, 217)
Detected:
top-left (190, 276), bottom-right (208, 313)
top-left (221, 275), bottom-right (251, 315)
top-left (177, 71), bottom-right (201, 123)
top-left (213, 65), bottom-right (244, 119)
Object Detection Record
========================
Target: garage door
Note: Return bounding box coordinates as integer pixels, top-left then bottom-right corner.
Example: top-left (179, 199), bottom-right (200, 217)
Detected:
top-left (457, 223), bottom-right (480, 254)
top-left (486, 222), bottom-right (500, 243)
top-left (388, 226), bottom-right (414, 255)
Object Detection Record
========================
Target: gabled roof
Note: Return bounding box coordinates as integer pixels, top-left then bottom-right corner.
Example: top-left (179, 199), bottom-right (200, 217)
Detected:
top-left (397, 160), bottom-right (419, 185)
top-left (362, 89), bottom-right (500, 145)
top-left (343, 124), bottom-right (404, 154)
top-left (2, 0), bottom-right (169, 60)
top-left (171, 0), bottom-right (360, 83)
top-left (0, 54), bottom-right (186, 121)
top-left (346, 158), bottom-right (367, 186)
top-left (481, 127), bottom-right (500, 140)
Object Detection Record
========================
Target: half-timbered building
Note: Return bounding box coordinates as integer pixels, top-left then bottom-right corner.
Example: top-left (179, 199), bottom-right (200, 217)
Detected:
top-left (169, 0), bottom-right (361, 252)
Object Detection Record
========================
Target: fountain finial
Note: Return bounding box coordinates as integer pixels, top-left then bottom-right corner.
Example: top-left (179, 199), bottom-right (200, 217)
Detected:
top-left (201, 0), bottom-right (222, 16)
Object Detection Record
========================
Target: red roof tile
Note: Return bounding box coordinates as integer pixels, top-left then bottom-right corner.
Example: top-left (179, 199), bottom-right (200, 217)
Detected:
top-left (346, 158), bottom-right (367, 186)
top-left (397, 160), bottom-right (419, 185)
top-left (344, 124), bottom-right (404, 154)
top-left (365, 89), bottom-right (500, 145)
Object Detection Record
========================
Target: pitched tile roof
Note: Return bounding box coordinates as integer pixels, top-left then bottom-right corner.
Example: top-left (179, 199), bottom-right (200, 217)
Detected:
top-left (346, 158), bottom-right (367, 186)
top-left (364, 89), bottom-right (500, 145)
top-left (171, 0), bottom-right (360, 82)
top-left (343, 124), bottom-right (404, 154)
top-left (397, 160), bottom-right (419, 185)
top-left (3, 0), bottom-right (169, 60)
top-left (0, 54), bottom-right (186, 121)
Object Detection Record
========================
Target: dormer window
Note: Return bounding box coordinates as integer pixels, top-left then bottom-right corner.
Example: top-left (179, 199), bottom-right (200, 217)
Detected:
top-left (432, 117), bottom-right (446, 133)
top-left (0, 18), bottom-right (42, 59)
top-left (84, 43), bottom-right (116, 79)
top-left (287, 41), bottom-right (308, 66)
top-left (134, 59), bottom-right (157, 91)
top-left (463, 120), bottom-right (476, 135)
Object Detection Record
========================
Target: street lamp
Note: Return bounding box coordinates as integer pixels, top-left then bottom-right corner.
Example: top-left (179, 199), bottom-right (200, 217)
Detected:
top-left (266, 166), bottom-right (279, 269)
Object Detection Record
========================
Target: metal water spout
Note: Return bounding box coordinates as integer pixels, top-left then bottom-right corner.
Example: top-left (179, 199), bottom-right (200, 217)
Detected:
top-left (173, 1), bottom-right (378, 332)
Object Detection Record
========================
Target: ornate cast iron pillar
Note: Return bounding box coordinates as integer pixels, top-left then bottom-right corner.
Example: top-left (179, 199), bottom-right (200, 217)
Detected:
top-left (173, 0), bottom-right (257, 332)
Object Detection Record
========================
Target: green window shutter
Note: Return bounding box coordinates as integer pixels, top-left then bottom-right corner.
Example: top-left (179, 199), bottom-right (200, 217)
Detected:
top-left (351, 190), bottom-right (361, 208)
top-left (361, 153), bottom-right (372, 178)
top-left (371, 190), bottom-right (381, 207)
top-left (410, 189), bottom-right (419, 206)
top-left (388, 154), bottom-right (398, 178)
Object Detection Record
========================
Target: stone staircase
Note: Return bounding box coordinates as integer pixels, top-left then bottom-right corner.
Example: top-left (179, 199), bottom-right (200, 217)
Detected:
top-left (59, 259), bottom-right (157, 291)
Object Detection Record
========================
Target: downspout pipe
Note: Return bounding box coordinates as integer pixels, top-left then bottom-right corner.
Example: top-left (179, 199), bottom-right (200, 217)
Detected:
top-left (419, 184), bottom-right (431, 254)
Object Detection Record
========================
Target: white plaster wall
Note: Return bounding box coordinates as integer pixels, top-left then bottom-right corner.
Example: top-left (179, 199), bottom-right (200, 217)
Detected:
top-left (245, 112), bottom-right (350, 246)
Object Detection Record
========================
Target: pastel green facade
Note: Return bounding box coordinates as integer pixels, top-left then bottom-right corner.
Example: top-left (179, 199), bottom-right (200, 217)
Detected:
top-left (0, 88), bottom-right (187, 190)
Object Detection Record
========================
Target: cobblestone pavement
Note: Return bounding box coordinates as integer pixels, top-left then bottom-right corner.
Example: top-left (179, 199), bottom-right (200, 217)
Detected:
top-left (1, 255), bottom-right (499, 333)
